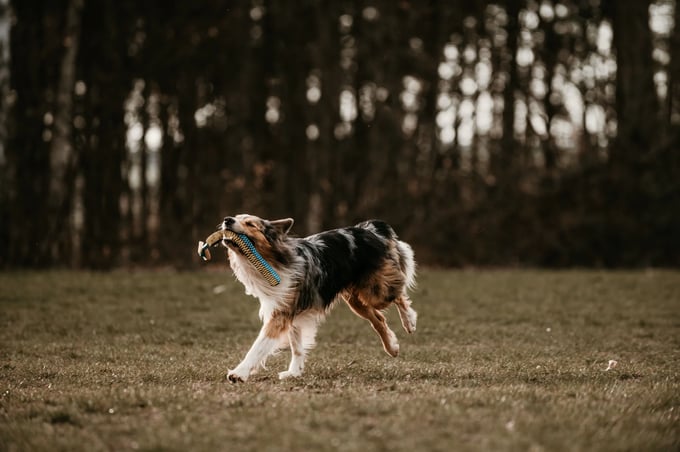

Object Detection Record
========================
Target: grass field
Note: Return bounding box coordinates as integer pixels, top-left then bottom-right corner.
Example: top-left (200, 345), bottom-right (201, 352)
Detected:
top-left (0, 269), bottom-right (679, 451)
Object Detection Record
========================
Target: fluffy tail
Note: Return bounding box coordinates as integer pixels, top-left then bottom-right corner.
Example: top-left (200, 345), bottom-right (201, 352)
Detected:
top-left (397, 240), bottom-right (417, 291)
top-left (356, 220), bottom-right (416, 292)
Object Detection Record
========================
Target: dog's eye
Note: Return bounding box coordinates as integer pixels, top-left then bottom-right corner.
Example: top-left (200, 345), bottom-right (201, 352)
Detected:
top-left (245, 221), bottom-right (255, 228)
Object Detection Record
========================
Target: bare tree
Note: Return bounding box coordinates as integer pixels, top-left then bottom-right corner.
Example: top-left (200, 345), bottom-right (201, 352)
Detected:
top-left (671, 0), bottom-right (680, 130)
top-left (500, 0), bottom-right (521, 182)
top-left (609, 0), bottom-right (658, 161)
top-left (47, 0), bottom-right (84, 262)
top-left (0, 0), bottom-right (11, 263)
top-left (0, 0), bottom-right (9, 165)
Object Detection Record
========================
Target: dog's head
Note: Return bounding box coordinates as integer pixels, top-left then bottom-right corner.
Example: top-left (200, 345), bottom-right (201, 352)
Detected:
top-left (220, 214), bottom-right (294, 264)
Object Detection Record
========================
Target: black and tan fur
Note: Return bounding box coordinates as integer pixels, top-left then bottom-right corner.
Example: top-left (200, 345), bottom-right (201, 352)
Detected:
top-left (219, 214), bottom-right (417, 382)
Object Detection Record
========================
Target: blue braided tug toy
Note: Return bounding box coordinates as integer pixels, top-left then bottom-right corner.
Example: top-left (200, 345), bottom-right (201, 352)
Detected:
top-left (198, 230), bottom-right (281, 286)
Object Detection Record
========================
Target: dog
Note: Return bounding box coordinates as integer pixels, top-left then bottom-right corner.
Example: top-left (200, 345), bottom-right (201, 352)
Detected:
top-left (219, 214), bottom-right (417, 382)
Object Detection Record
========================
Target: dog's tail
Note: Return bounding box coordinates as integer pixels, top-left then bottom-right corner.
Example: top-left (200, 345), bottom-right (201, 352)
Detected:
top-left (357, 220), bottom-right (417, 291)
top-left (397, 239), bottom-right (417, 291)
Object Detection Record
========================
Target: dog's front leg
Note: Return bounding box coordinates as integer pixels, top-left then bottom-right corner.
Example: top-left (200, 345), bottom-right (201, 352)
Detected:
top-left (228, 315), bottom-right (289, 382)
top-left (228, 326), bottom-right (280, 382)
top-left (279, 324), bottom-right (304, 380)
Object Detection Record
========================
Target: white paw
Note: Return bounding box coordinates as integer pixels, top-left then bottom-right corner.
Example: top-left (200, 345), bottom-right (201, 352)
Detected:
top-left (227, 367), bottom-right (250, 383)
top-left (278, 369), bottom-right (302, 380)
top-left (384, 331), bottom-right (400, 357)
top-left (405, 309), bottom-right (418, 334)
top-left (385, 342), bottom-right (400, 357)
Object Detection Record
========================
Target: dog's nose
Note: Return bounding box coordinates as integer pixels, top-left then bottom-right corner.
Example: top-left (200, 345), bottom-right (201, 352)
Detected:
top-left (223, 217), bottom-right (235, 227)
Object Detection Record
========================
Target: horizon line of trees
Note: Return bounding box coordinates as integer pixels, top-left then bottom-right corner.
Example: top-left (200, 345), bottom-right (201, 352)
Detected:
top-left (1, 0), bottom-right (679, 269)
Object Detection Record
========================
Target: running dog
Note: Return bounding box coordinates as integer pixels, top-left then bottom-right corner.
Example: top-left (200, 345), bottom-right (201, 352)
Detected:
top-left (215, 214), bottom-right (417, 382)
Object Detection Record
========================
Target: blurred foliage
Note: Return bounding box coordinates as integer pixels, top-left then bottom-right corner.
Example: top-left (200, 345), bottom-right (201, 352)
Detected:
top-left (1, 0), bottom-right (679, 268)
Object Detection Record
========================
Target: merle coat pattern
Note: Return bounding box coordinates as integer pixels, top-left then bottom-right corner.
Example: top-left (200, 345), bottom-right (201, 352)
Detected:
top-left (218, 214), bottom-right (417, 382)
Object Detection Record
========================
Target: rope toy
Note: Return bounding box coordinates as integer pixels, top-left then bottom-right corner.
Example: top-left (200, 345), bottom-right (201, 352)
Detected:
top-left (197, 230), bottom-right (281, 286)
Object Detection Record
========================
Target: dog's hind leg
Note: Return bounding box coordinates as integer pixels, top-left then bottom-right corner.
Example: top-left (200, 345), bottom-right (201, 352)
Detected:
top-left (343, 293), bottom-right (399, 357)
top-left (394, 295), bottom-right (417, 334)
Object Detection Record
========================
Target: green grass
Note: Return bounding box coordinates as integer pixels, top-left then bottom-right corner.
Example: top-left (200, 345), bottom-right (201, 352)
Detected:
top-left (1, 269), bottom-right (679, 451)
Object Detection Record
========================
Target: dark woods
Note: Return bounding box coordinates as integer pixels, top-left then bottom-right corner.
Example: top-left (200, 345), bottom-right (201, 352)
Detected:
top-left (1, 0), bottom-right (679, 269)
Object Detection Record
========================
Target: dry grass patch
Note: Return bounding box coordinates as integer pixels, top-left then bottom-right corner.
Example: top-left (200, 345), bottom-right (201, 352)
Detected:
top-left (1, 269), bottom-right (679, 451)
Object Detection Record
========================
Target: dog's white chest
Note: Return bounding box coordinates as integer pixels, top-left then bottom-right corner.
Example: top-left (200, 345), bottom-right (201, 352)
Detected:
top-left (229, 249), bottom-right (290, 320)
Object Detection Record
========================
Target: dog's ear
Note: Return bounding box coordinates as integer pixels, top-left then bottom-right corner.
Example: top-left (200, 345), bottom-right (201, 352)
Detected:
top-left (270, 218), bottom-right (294, 235)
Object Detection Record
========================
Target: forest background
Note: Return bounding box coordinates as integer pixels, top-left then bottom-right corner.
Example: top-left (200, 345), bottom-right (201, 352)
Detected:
top-left (1, 0), bottom-right (679, 269)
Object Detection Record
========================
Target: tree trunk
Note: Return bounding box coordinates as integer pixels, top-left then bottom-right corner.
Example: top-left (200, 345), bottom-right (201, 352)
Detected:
top-left (0, 0), bottom-right (11, 265)
top-left (500, 0), bottom-right (521, 181)
top-left (270, 2), bottom-right (310, 226)
top-left (610, 0), bottom-right (658, 161)
top-left (670, 0), bottom-right (680, 129)
top-left (8, 0), bottom-right (54, 266)
top-left (79, 0), bottom-right (128, 269)
top-left (47, 0), bottom-right (84, 263)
